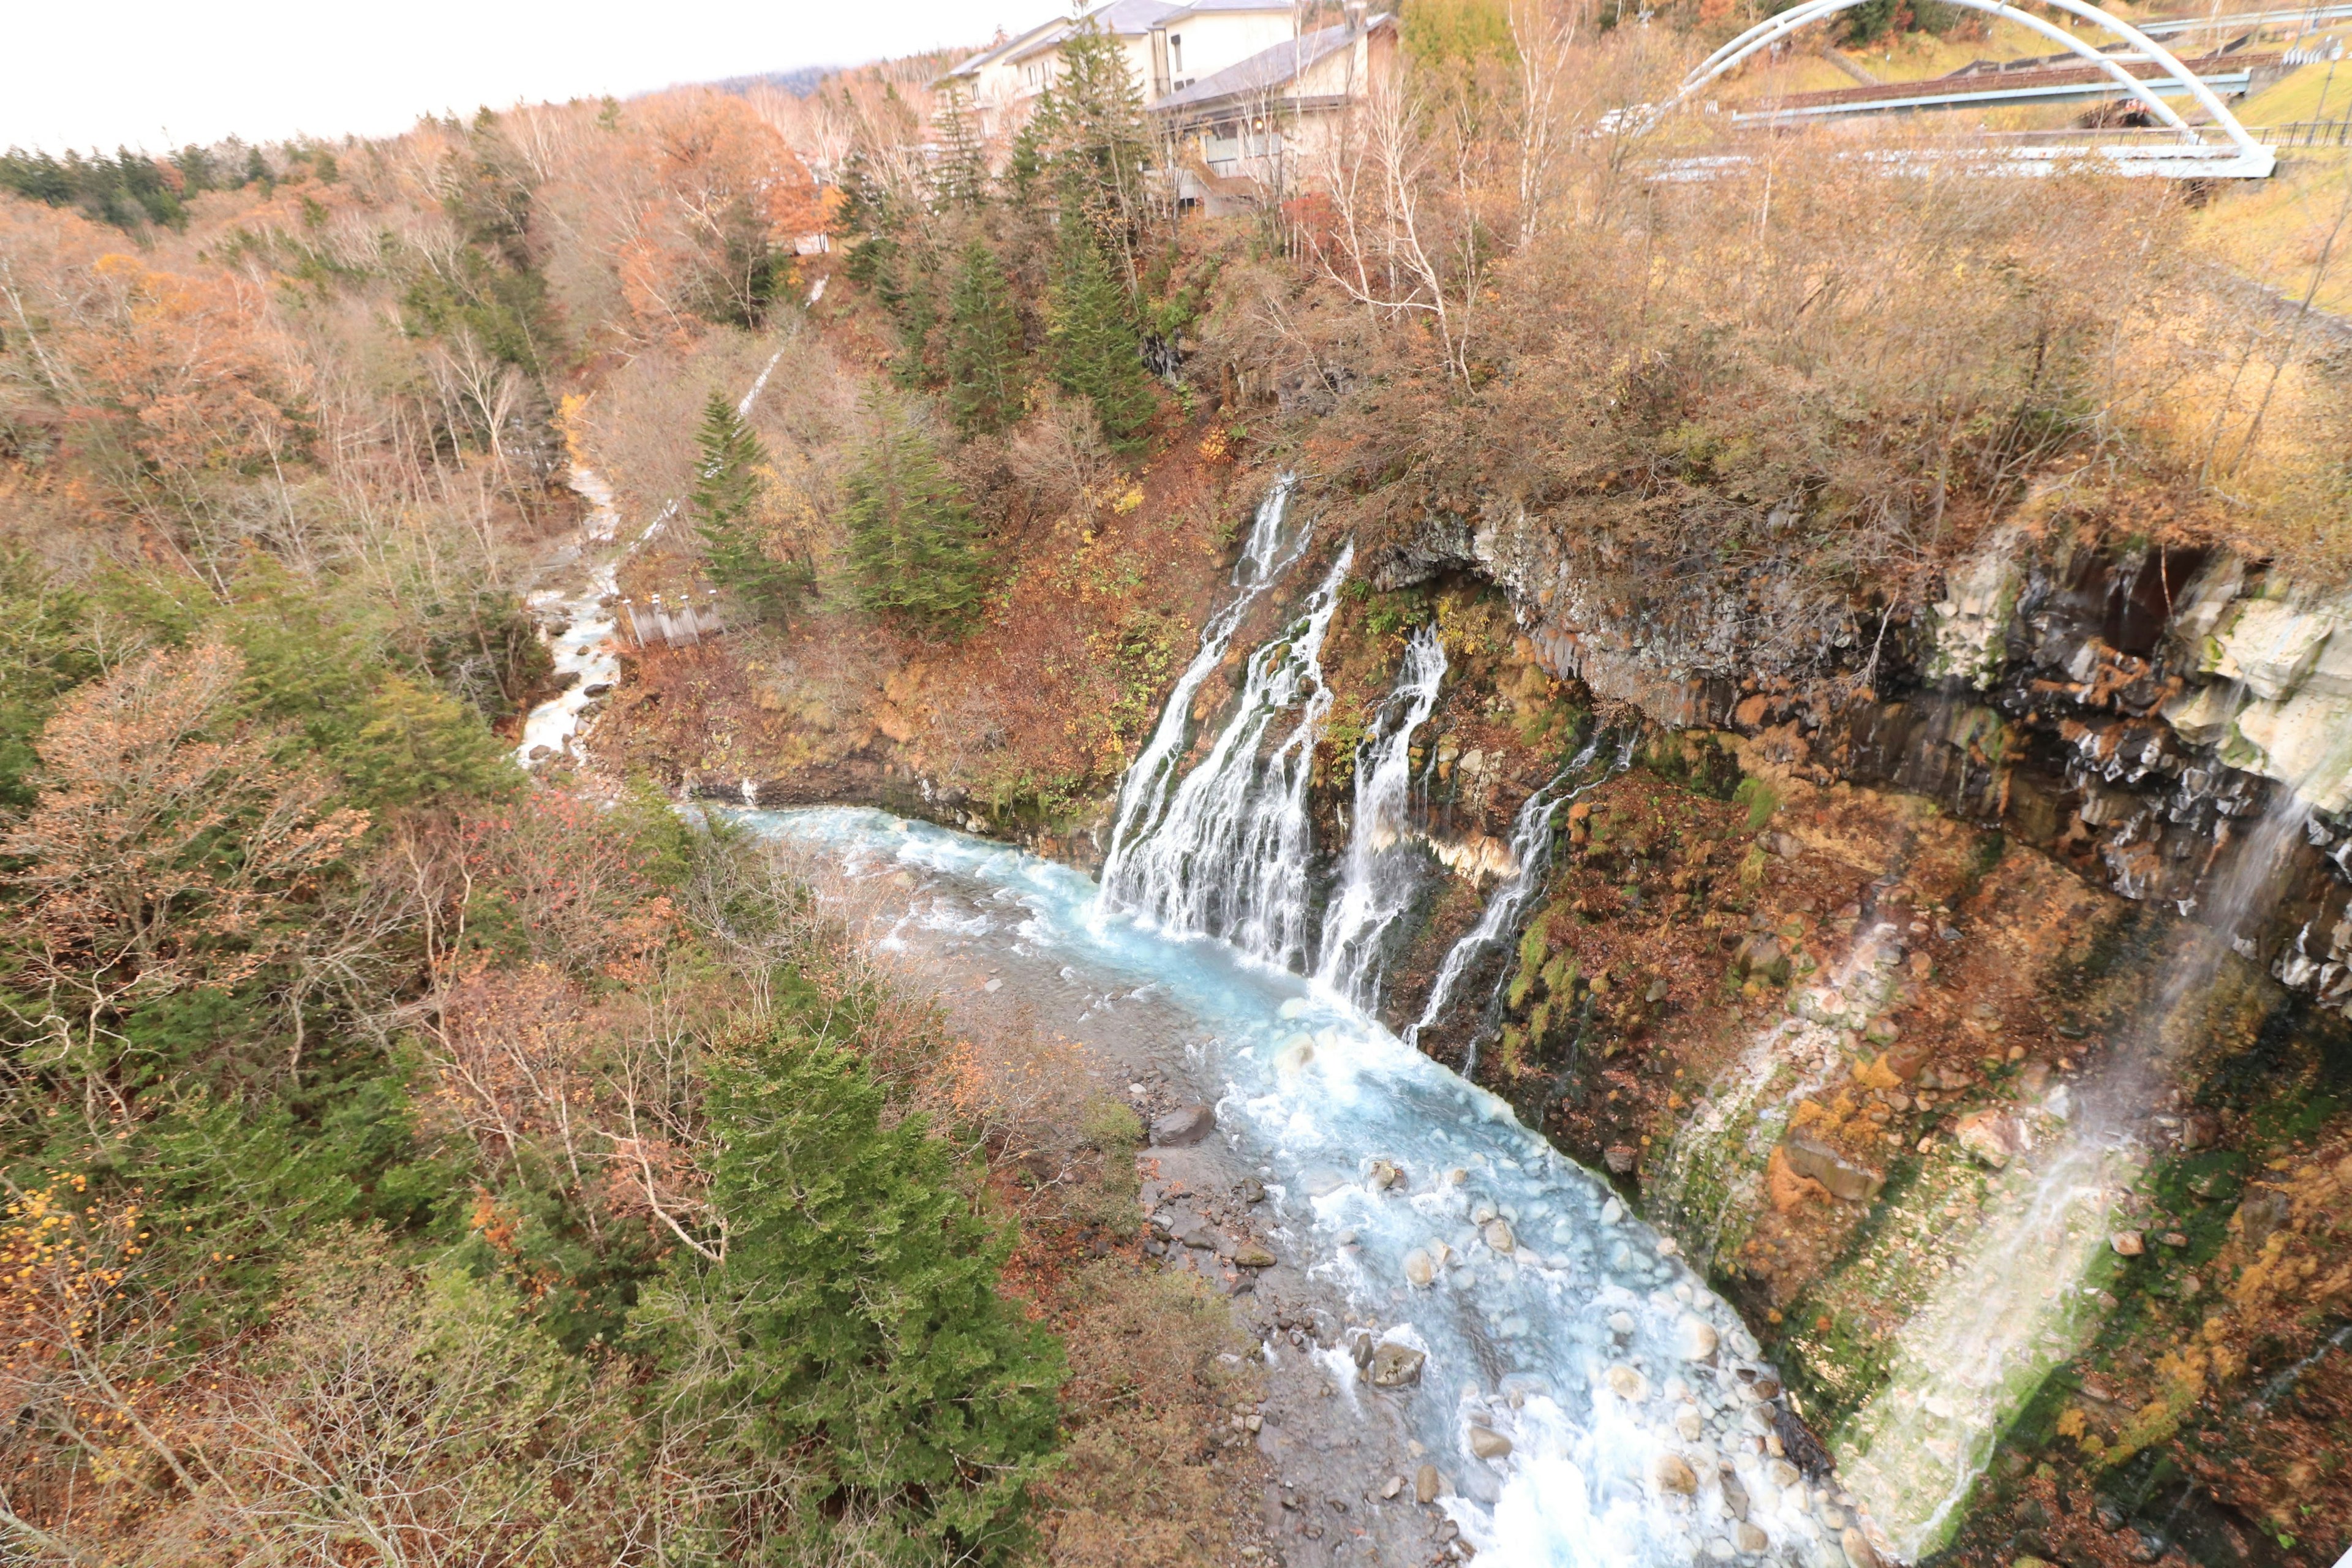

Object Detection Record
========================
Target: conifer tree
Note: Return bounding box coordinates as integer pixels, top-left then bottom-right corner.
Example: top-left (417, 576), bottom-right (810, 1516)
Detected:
top-left (646, 1009), bottom-right (1062, 1561)
top-left (1049, 214), bottom-right (1155, 451)
top-left (1014, 18), bottom-right (1152, 268)
top-left (842, 393), bottom-right (990, 633)
top-left (932, 86), bottom-right (989, 211)
top-left (690, 392), bottom-right (807, 624)
top-left (944, 241), bottom-right (1026, 438)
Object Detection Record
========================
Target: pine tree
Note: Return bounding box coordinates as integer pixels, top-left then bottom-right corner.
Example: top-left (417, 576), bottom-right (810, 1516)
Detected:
top-left (690, 392), bottom-right (807, 624)
top-left (1019, 17), bottom-right (1152, 265)
top-left (932, 85), bottom-right (989, 211)
top-left (944, 241), bottom-right (1026, 438)
top-left (1049, 214), bottom-right (1155, 451)
top-left (644, 1008), bottom-right (1063, 1562)
top-left (842, 394), bottom-right (990, 632)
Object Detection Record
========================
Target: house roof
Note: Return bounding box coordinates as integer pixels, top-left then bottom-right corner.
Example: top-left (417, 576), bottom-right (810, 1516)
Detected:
top-left (943, 15), bottom-right (1068, 80)
top-left (1150, 14), bottom-right (1390, 115)
top-left (992, 0), bottom-right (1299, 67)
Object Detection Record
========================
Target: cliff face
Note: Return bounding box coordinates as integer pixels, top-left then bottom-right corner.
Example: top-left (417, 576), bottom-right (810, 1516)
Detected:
top-left (584, 462), bottom-right (2352, 1561)
top-left (1376, 510), bottom-right (2352, 1033)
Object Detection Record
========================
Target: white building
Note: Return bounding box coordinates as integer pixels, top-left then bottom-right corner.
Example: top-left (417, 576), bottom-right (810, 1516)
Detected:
top-left (941, 1), bottom-right (1397, 209)
top-left (1152, 7), bottom-right (1396, 208)
top-left (941, 0), bottom-right (1305, 141)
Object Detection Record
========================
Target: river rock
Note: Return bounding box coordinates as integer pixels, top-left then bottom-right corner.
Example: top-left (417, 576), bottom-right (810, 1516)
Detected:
top-left (1781, 1130), bottom-right (1885, 1203)
top-left (1369, 1159), bottom-right (1404, 1190)
top-left (1654, 1453), bottom-right (1699, 1494)
top-left (1483, 1219), bottom-right (1515, 1253)
top-left (2110, 1229), bottom-right (2144, 1257)
top-left (1403, 1248), bottom-right (1436, 1287)
top-left (1415, 1462), bottom-right (1442, 1504)
top-left (1842, 1526), bottom-right (1883, 1568)
top-left (1736, 1523), bottom-right (1770, 1553)
top-left (1234, 1241), bottom-right (1278, 1268)
top-left (1954, 1109), bottom-right (2021, 1169)
top-left (1368, 1342), bottom-right (1425, 1388)
top-left (1605, 1365), bottom-right (1648, 1401)
top-left (1151, 1103), bottom-right (1216, 1147)
top-left (1607, 1311), bottom-right (1635, 1336)
top-left (1468, 1425), bottom-right (1513, 1460)
top-left (1681, 1317), bottom-right (1721, 1361)
top-left (1722, 1469), bottom-right (1751, 1521)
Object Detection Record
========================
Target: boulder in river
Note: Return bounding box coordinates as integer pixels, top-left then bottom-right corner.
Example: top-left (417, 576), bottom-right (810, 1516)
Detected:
top-left (1368, 1341), bottom-right (1425, 1387)
top-left (1468, 1425), bottom-right (1513, 1460)
top-left (1654, 1452), bottom-right (1698, 1494)
top-left (1233, 1240), bottom-right (1278, 1268)
top-left (1151, 1102), bottom-right (1216, 1147)
top-left (1415, 1463), bottom-right (1442, 1503)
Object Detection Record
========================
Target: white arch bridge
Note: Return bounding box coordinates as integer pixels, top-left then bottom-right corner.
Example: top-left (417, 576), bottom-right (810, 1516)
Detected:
top-left (1645, 0), bottom-right (2279, 179)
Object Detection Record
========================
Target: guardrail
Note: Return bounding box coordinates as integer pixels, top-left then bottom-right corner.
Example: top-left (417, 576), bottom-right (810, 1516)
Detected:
top-left (2258, 118), bottom-right (2352, 147)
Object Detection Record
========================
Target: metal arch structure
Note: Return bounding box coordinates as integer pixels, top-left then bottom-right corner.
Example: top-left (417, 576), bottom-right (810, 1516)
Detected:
top-left (1645, 0), bottom-right (2277, 178)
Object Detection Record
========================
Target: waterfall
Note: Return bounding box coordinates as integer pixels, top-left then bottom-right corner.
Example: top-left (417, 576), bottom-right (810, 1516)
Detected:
top-left (1836, 781), bottom-right (2316, 1557)
top-left (1098, 477), bottom-right (1305, 889)
top-left (1101, 540), bottom-right (1354, 972)
top-left (750, 803), bottom-right (1878, 1568)
top-left (1403, 729), bottom-right (1627, 1065)
top-left (1312, 625), bottom-right (1449, 1010)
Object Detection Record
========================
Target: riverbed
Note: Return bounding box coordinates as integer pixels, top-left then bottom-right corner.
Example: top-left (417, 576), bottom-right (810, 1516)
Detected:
top-left (734, 805), bottom-right (1879, 1568)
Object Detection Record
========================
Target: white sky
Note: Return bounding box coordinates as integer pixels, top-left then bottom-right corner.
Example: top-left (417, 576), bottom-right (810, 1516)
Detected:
top-left (4, 0), bottom-right (1009, 153)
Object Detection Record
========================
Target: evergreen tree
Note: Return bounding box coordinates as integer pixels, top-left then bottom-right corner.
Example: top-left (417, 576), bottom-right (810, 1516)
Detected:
top-left (888, 242), bottom-right (944, 390)
top-left (690, 393), bottom-right (807, 624)
top-left (944, 241), bottom-right (1026, 438)
top-left (842, 394), bottom-right (990, 632)
top-left (931, 85), bottom-right (989, 211)
top-left (641, 1008), bottom-right (1063, 1562)
top-left (1013, 17), bottom-right (1152, 266)
top-left (1049, 215), bottom-right (1155, 451)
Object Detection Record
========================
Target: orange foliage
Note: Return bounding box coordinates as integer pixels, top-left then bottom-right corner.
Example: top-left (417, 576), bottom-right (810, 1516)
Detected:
top-left (614, 91), bottom-right (826, 343)
top-left (60, 254), bottom-right (298, 492)
top-left (2, 643), bottom-right (368, 1030)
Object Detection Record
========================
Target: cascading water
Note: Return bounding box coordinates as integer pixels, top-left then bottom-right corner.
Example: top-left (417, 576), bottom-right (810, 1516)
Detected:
top-left (1101, 541), bottom-right (1354, 973)
top-left (744, 804), bottom-right (1874, 1568)
top-left (1313, 625), bottom-right (1449, 1011)
top-left (1404, 732), bottom-right (1629, 1069)
top-left (1835, 782), bottom-right (2318, 1557)
top-left (1099, 477), bottom-right (1306, 888)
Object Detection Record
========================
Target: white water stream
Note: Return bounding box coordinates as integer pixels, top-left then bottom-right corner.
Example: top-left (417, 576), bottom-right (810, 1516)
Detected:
top-left (1834, 783), bottom-right (2317, 1556)
top-left (742, 805), bottom-right (1863, 1568)
top-left (1099, 541), bottom-right (1355, 973)
top-left (1314, 624), bottom-right (1450, 1011)
top-left (1404, 734), bottom-right (1630, 1067)
top-left (516, 351), bottom-right (784, 770)
top-left (1099, 477), bottom-right (1308, 889)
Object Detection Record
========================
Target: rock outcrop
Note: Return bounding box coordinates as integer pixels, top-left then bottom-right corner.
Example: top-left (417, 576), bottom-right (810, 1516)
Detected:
top-left (1376, 514), bottom-right (2352, 1022)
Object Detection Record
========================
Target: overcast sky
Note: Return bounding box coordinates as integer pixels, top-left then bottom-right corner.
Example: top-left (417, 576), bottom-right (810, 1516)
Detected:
top-left (5, 0), bottom-right (1008, 153)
